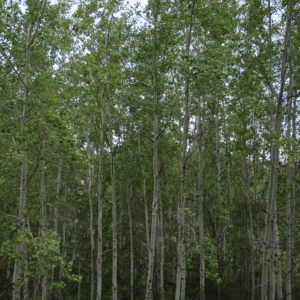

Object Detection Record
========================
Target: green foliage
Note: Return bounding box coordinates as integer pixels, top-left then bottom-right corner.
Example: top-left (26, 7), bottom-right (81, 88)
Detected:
top-left (0, 228), bottom-right (80, 285)
top-left (0, 0), bottom-right (299, 299)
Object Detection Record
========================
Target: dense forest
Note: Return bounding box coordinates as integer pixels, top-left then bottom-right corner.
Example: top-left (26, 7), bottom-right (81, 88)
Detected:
top-left (0, 0), bottom-right (299, 299)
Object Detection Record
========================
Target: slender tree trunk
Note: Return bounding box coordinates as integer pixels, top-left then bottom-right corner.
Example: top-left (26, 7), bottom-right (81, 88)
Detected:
top-left (215, 98), bottom-right (223, 300)
top-left (175, 2), bottom-right (195, 299)
top-left (12, 22), bottom-right (33, 300)
top-left (269, 221), bottom-right (276, 299)
top-left (107, 102), bottom-right (117, 300)
top-left (145, 4), bottom-right (159, 298)
top-left (101, 3), bottom-right (118, 297)
top-left (49, 153), bottom-right (62, 296)
top-left (248, 196), bottom-right (255, 300)
top-left (23, 246), bottom-right (29, 300)
top-left (97, 109), bottom-right (104, 300)
top-left (274, 204), bottom-right (282, 300)
top-left (197, 99), bottom-right (205, 300)
top-left (285, 73), bottom-right (294, 300)
top-left (54, 154), bottom-right (62, 233)
top-left (159, 174), bottom-right (164, 300)
top-left (267, 0), bottom-right (276, 129)
top-left (78, 259), bottom-right (81, 300)
top-left (241, 108), bottom-right (255, 300)
top-left (138, 131), bottom-right (150, 250)
top-left (126, 179), bottom-right (134, 300)
top-left (262, 1), bottom-right (276, 294)
top-left (59, 201), bottom-right (67, 280)
top-left (40, 140), bottom-right (48, 300)
top-left (290, 93), bottom-right (296, 300)
top-left (87, 142), bottom-right (95, 300)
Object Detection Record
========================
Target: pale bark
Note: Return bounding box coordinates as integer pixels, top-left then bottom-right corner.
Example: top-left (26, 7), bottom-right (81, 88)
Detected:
top-left (285, 74), bottom-right (294, 300)
top-left (262, 2), bottom-right (276, 294)
top-left (215, 100), bottom-right (222, 300)
top-left (54, 154), bottom-right (62, 233)
top-left (138, 131), bottom-right (150, 249)
top-left (248, 196), bottom-right (255, 300)
top-left (269, 222), bottom-right (275, 300)
top-left (267, 0), bottom-right (276, 129)
top-left (23, 247), bottom-right (29, 300)
top-left (274, 207), bottom-right (282, 300)
top-left (197, 100), bottom-right (205, 300)
top-left (101, 2), bottom-right (118, 297)
top-left (97, 109), bottom-right (104, 300)
top-left (87, 142), bottom-right (95, 300)
top-left (175, 2), bottom-right (195, 299)
top-left (158, 175), bottom-right (164, 300)
top-left (127, 179), bottom-right (134, 300)
top-left (51, 154), bottom-right (62, 295)
top-left (40, 140), bottom-right (48, 300)
top-left (106, 100), bottom-right (117, 300)
top-left (12, 22), bottom-right (32, 300)
top-left (241, 108), bottom-right (255, 300)
top-left (145, 4), bottom-right (159, 298)
top-left (59, 202), bottom-right (67, 280)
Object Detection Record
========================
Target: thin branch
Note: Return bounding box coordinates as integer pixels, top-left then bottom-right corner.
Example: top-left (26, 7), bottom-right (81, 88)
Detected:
top-left (28, 0), bottom-right (48, 48)
top-left (0, 103), bottom-right (21, 119)
top-left (0, 48), bottom-right (27, 87)
top-left (0, 211), bottom-right (20, 220)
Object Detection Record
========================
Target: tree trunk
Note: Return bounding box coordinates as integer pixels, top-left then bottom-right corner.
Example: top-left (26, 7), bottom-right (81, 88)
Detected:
top-left (261, 1), bottom-right (292, 298)
top-left (145, 4), bottom-right (159, 298)
top-left (127, 179), bottom-right (134, 300)
top-left (285, 73), bottom-right (294, 300)
top-left (159, 174), bottom-right (164, 300)
top-left (54, 154), bottom-right (62, 234)
top-left (23, 246), bottom-right (29, 300)
top-left (214, 97), bottom-right (223, 300)
top-left (12, 22), bottom-right (33, 300)
top-left (87, 141), bottom-right (95, 300)
top-left (241, 108), bottom-right (255, 300)
top-left (78, 259), bottom-right (81, 300)
top-left (138, 130), bottom-right (150, 251)
top-left (50, 154), bottom-right (62, 295)
top-left (197, 99), bottom-right (205, 300)
top-left (97, 109), bottom-right (104, 300)
top-left (40, 140), bottom-right (48, 300)
top-left (107, 101), bottom-right (117, 300)
top-left (175, 2), bottom-right (195, 299)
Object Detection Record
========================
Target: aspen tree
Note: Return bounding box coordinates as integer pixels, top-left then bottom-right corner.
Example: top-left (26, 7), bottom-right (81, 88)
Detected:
top-left (11, 1), bottom-right (48, 298)
top-left (175, 1), bottom-right (195, 299)
top-left (40, 140), bottom-right (48, 300)
top-left (197, 97), bottom-right (205, 300)
top-left (97, 109), bottom-right (104, 300)
top-left (87, 141), bottom-right (95, 300)
top-left (261, 1), bottom-right (293, 298)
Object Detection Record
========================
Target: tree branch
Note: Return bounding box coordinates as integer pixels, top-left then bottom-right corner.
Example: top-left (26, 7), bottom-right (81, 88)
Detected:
top-left (0, 103), bottom-right (21, 119)
top-left (0, 48), bottom-right (27, 87)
